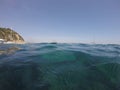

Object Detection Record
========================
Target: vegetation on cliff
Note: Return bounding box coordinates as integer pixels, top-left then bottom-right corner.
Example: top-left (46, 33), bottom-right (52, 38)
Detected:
top-left (0, 27), bottom-right (24, 43)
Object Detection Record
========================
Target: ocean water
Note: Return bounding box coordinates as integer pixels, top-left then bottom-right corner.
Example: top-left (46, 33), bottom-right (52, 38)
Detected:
top-left (0, 43), bottom-right (120, 90)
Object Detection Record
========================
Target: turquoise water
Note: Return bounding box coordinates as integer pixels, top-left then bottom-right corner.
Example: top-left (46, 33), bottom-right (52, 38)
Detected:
top-left (0, 43), bottom-right (120, 90)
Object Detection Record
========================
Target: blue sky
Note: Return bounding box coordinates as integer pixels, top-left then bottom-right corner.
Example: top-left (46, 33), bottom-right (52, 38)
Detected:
top-left (0, 0), bottom-right (120, 43)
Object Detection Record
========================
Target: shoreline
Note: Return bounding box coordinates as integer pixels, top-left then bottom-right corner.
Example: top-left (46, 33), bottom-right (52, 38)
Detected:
top-left (1, 41), bottom-right (26, 44)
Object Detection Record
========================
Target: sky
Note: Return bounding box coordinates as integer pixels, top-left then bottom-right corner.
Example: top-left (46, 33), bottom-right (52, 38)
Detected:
top-left (0, 0), bottom-right (120, 44)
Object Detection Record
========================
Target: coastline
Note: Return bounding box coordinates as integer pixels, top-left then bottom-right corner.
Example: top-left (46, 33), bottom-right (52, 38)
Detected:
top-left (1, 41), bottom-right (25, 44)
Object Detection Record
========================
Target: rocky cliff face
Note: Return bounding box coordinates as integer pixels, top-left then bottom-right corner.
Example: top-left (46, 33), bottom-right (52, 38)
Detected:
top-left (0, 27), bottom-right (25, 44)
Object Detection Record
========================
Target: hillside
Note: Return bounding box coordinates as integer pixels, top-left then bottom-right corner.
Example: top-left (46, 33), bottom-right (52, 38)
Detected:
top-left (0, 27), bottom-right (25, 44)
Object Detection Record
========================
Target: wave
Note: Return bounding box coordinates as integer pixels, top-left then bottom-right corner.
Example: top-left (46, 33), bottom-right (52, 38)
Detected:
top-left (0, 43), bottom-right (120, 90)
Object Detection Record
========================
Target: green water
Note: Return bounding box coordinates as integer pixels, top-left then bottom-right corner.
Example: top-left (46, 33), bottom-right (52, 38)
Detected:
top-left (0, 43), bottom-right (120, 90)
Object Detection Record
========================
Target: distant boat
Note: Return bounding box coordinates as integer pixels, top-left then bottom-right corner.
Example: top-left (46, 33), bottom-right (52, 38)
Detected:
top-left (50, 42), bottom-right (57, 44)
top-left (0, 39), bottom-right (5, 44)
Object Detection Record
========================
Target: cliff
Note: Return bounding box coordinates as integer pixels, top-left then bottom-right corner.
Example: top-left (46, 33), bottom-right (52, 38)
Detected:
top-left (0, 27), bottom-right (25, 44)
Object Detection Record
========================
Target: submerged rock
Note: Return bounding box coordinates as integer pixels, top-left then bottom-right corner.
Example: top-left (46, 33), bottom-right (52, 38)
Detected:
top-left (0, 46), bottom-right (21, 55)
top-left (0, 27), bottom-right (25, 44)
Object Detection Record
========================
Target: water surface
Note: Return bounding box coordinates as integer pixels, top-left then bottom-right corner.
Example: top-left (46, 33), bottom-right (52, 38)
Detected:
top-left (0, 43), bottom-right (120, 90)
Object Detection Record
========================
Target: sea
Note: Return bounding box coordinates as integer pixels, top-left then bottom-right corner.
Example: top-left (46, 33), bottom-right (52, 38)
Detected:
top-left (0, 43), bottom-right (120, 90)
